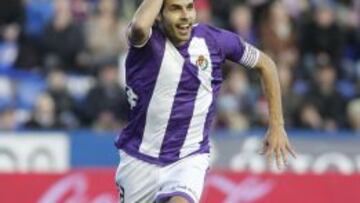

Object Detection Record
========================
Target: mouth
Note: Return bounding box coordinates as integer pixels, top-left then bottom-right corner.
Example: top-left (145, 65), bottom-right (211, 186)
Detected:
top-left (175, 23), bottom-right (191, 35)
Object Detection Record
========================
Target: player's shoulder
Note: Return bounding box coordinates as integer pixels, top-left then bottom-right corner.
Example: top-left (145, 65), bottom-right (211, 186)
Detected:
top-left (192, 23), bottom-right (222, 46)
top-left (194, 23), bottom-right (225, 35)
top-left (196, 23), bottom-right (237, 35)
top-left (193, 23), bottom-right (239, 44)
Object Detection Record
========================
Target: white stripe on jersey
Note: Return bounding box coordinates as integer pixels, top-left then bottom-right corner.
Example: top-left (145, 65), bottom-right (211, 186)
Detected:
top-left (240, 42), bottom-right (260, 68)
top-left (180, 37), bottom-right (213, 158)
top-left (139, 40), bottom-right (185, 158)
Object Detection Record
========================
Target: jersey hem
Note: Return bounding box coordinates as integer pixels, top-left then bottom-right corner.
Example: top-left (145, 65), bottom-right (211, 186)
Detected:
top-left (118, 145), bottom-right (210, 167)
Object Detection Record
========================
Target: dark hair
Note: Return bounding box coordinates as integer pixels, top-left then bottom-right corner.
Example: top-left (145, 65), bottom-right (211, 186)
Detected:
top-left (160, 0), bottom-right (195, 13)
top-left (160, 0), bottom-right (166, 15)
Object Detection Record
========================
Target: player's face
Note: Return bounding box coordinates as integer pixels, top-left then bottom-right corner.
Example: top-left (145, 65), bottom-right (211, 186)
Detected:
top-left (160, 0), bottom-right (196, 46)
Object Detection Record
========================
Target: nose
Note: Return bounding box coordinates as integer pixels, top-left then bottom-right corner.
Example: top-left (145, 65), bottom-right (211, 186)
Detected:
top-left (180, 8), bottom-right (190, 19)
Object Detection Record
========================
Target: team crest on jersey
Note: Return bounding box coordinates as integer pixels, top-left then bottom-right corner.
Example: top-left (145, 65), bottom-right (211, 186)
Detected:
top-left (195, 55), bottom-right (209, 70)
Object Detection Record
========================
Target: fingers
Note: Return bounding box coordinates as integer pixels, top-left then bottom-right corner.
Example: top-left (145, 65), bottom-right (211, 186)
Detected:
top-left (259, 142), bottom-right (275, 167)
top-left (281, 148), bottom-right (288, 166)
top-left (265, 144), bottom-right (274, 166)
top-left (258, 140), bottom-right (268, 155)
top-left (266, 152), bottom-right (273, 167)
top-left (259, 139), bottom-right (296, 169)
top-left (286, 144), bottom-right (297, 159)
top-left (275, 148), bottom-right (282, 169)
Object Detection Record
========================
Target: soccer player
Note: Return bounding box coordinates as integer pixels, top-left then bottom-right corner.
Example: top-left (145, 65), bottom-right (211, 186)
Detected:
top-left (114, 0), bottom-right (296, 202)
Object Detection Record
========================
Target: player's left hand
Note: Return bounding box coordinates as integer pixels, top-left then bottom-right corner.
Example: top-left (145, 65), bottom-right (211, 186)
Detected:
top-left (259, 126), bottom-right (296, 169)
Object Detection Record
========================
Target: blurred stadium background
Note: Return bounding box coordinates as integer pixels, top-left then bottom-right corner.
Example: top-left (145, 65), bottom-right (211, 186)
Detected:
top-left (0, 0), bottom-right (360, 202)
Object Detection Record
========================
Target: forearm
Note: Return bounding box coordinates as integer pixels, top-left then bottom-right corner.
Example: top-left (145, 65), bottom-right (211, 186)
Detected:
top-left (256, 53), bottom-right (284, 127)
top-left (131, 0), bottom-right (163, 31)
top-left (128, 0), bottom-right (163, 46)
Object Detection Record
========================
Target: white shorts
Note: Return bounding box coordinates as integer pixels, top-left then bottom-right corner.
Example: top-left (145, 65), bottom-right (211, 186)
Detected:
top-left (115, 150), bottom-right (210, 203)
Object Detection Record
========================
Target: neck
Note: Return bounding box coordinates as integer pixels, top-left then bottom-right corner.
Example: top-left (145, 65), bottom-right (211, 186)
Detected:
top-left (171, 37), bottom-right (187, 47)
top-left (159, 24), bottom-right (187, 47)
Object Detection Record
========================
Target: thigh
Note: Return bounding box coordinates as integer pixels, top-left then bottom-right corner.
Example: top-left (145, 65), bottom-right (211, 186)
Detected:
top-left (115, 150), bottom-right (159, 203)
top-left (155, 153), bottom-right (210, 203)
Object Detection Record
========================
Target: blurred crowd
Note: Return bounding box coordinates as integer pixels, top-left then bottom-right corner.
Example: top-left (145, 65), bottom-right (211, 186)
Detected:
top-left (0, 0), bottom-right (359, 133)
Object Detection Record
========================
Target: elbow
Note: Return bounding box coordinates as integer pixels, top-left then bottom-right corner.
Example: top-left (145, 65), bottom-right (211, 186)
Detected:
top-left (256, 52), bottom-right (277, 75)
top-left (128, 21), bottom-right (150, 45)
top-left (130, 19), bottom-right (151, 36)
top-left (130, 22), bottom-right (147, 36)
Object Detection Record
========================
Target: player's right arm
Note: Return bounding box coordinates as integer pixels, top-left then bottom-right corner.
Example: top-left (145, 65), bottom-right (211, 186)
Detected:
top-left (128, 0), bottom-right (164, 47)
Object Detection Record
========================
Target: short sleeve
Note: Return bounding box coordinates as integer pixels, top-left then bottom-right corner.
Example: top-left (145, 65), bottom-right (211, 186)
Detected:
top-left (216, 28), bottom-right (260, 68)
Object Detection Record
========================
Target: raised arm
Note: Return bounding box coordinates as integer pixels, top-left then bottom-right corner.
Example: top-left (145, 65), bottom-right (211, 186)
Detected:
top-left (128, 0), bottom-right (164, 47)
top-left (254, 52), bottom-right (296, 169)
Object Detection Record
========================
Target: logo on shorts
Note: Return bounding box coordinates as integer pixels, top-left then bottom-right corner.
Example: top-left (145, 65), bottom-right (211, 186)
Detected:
top-left (196, 55), bottom-right (209, 71)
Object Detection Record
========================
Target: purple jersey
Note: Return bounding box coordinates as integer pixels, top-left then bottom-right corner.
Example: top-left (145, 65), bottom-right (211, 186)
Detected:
top-left (115, 23), bottom-right (260, 166)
